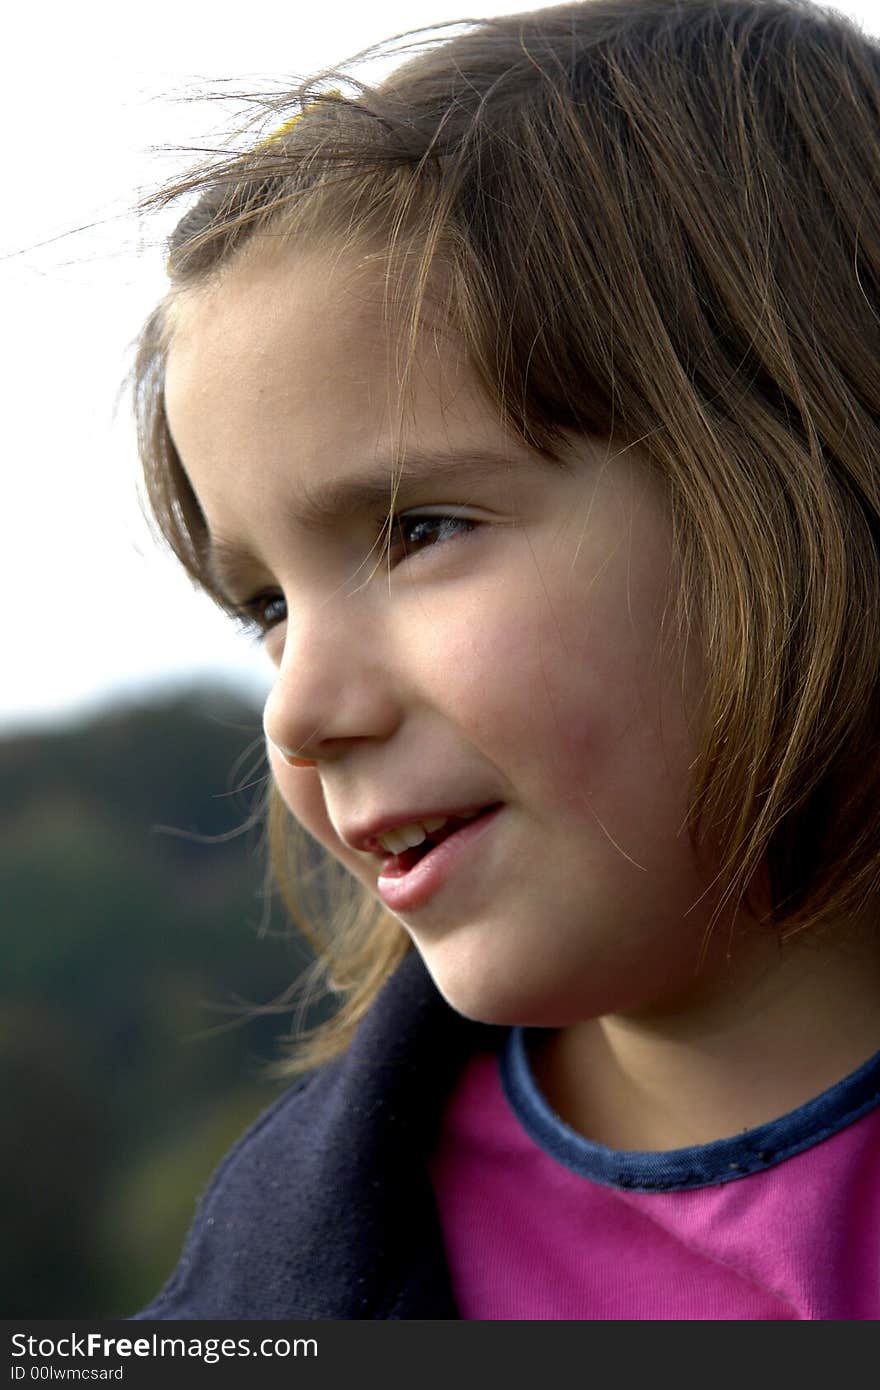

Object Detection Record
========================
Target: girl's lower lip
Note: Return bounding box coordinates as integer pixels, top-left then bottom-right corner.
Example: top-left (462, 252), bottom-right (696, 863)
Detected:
top-left (375, 805), bottom-right (504, 912)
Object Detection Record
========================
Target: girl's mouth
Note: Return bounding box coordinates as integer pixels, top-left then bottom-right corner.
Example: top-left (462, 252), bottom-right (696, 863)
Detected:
top-left (379, 805), bottom-right (502, 877)
top-left (375, 804), bottom-right (505, 913)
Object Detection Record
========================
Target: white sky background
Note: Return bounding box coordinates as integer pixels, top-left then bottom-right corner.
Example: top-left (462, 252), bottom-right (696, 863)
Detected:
top-left (3, 0), bottom-right (879, 736)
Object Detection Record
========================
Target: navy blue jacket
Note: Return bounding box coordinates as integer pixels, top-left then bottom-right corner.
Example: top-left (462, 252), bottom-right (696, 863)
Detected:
top-left (133, 950), bottom-right (502, 1319)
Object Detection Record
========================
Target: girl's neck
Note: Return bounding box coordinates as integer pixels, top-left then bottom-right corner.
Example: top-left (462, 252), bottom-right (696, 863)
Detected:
top-left (529, 926), bottom-right (880, 1152)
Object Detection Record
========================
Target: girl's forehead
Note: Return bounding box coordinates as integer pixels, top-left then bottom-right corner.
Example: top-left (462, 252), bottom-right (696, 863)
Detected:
top-left (168, 249), bottom-right (374, 354)
top-left (169, 239), bottom-right (443, 346)
top-left (164, 246), bottom-right (474, 434)
top-left (163, 250), bottom-right (524, 532)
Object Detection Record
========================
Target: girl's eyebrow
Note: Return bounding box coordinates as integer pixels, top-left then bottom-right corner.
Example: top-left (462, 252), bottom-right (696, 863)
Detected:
top-left (204, 446), bottom-right (531, 597)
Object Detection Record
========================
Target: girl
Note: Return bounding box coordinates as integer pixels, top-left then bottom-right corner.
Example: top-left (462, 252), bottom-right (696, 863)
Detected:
top-left (132, 0), bottom-right (880, 1319)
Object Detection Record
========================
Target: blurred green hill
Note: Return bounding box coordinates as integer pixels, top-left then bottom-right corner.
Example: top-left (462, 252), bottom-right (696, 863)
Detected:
top-left (0, 684), bottom-right (330, 1318)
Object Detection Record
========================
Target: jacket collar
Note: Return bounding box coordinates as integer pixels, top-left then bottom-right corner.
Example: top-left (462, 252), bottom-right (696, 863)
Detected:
top-left (135, 949), bottom-right (504, 1319)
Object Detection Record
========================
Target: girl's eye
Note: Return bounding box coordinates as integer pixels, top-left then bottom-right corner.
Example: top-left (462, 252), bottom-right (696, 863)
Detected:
top-left (385, 510), bottom-right (479, 563)
top-left (232, 591), bottom-right (287, 642)
top-left (229, 511), bottom-right (479, 642)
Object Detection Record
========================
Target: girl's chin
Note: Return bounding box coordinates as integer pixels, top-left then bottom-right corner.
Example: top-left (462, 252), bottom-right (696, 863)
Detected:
top-left (415, 953), bottom-right (596, 1030)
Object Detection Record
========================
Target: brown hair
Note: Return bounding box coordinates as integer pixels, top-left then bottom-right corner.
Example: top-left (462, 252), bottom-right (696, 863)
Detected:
top-left (133, 0), bottom-right (880, 1075)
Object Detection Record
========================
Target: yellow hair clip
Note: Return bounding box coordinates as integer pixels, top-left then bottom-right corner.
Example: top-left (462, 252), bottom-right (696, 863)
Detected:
top-left (262, 111), bottom-right (306, 144)
top-left (163, 90), bottom-right (344, 277)
top-left (256, 89), bottom-right (343, 152)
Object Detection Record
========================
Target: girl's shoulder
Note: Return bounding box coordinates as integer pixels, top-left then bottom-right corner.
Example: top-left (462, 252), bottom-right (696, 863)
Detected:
top-left (132, 951), bottom-right (501, 1320)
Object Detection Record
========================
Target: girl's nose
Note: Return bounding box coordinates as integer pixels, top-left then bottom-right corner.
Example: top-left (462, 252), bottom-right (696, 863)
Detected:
top-left (268, 742), bottom-right (317, 768)
top-left (262, 601), bottom-right (400, 767)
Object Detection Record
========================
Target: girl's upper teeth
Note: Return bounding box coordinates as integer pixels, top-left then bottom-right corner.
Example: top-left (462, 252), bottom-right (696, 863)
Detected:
top-left (377, 808), bottom-right (481, 854)
top-left (378, 817), bottom-right (447, 854)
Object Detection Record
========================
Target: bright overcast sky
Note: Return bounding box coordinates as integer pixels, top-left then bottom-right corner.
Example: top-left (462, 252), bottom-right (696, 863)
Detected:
top-left (4, 0), bottom-right (879, 735)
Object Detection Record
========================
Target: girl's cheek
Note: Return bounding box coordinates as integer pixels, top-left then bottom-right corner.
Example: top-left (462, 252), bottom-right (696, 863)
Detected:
top-left (267, 743), bottom-right (331, 837)
top-left (267, 745), bottom-right (370, 881)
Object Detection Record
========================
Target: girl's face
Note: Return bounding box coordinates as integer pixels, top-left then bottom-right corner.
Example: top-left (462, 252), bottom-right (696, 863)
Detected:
top-left (165, 247), bottom-right (743, 1027)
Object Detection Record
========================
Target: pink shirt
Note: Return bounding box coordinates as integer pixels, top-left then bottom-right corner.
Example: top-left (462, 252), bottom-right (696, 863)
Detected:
top-left (429, 1028), bottom-right (880, 1319)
